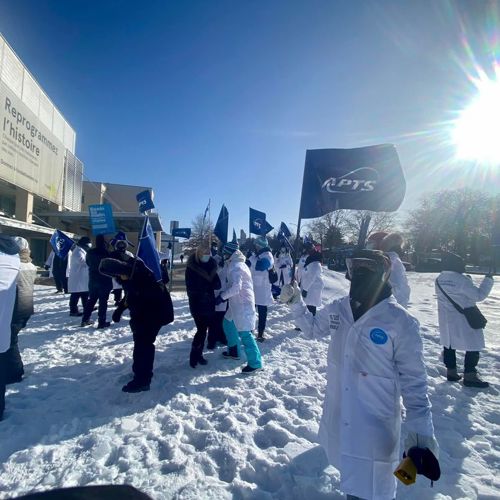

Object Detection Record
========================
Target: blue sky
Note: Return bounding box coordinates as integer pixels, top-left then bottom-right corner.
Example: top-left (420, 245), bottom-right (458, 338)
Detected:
top-left (0, 0), bottom-right (498, 236)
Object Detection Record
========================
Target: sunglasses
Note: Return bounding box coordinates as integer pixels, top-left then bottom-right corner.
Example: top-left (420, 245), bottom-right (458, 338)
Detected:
top-left (346, 257), bottom-right (381, 277)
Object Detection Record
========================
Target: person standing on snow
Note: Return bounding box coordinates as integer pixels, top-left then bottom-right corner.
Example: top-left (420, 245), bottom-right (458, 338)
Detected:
top-left (5, 238), bottom-right (37, 385)
top-left (299, 241), bottom-right (324, 316)
top-left (276, 246), bottom-right (293, 287)
top-left (100, 257), bottom-right (174, 393)
top-left (280, 250), bottom-right (438, 500)
top-left (247, 236), bottom-right (274, 342)
top-left (81, 235), bottom-right (113, 329)
top-left (380, 233), bottom-right (411, 308)
top-left (436, 252), bottom-right (494, 388)
top-left (295, 247), bottom-right (307, 287)
top-left (185, 245), bottom-right (221, 367)
top-left (68, 237), bottom-right (91, 317)
top-left (0, 234), bottom-right (20, 421)
top-left (109, 234), bottom-right (134, 304)
top-left (217, 240), bottom-right (262, 374)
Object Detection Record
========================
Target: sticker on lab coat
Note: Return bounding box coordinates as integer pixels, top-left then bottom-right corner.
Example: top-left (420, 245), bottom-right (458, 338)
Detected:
top-left (370, 328), bottom-right (388, 345)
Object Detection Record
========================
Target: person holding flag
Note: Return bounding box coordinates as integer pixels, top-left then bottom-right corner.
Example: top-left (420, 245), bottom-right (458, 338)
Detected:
top-left (217, 239), bottom-right (262, 373)
top-left (247, 236), bottom-right (274, 342)
top-left (299, 240), bottom-right (324, 316)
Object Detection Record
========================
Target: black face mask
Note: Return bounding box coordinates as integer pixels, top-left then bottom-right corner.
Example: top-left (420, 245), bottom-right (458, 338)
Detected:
top-left (349, 268), bottom-right (384, 305)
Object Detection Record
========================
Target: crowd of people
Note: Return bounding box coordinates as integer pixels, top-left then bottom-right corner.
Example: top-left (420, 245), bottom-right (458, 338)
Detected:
top-left (0, 228), bottom-right (496, 500)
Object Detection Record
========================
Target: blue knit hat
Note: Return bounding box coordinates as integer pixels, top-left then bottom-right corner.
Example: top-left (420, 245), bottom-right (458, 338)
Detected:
top-left (110, 231), bottom-right (135, 247)
top-left (223, 240), bottom-right (239, 255)
top-left (255, 236), bottom-right (268, 248)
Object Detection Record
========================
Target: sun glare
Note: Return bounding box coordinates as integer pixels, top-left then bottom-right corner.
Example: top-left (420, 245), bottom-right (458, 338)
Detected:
top-left (452, 76), bottom-right (500, 164)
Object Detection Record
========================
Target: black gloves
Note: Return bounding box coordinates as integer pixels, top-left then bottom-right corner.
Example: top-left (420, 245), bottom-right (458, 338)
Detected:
top-left (301, 289), bottom-right (308, 298)
top-left (215, 294), bottom-right (224, 306)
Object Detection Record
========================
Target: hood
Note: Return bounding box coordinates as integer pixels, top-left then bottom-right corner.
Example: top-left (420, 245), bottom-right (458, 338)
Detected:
top-left (0, 234), bottom-right (21, 255)
top-left (229, 249), bottom-right (246, 264)
top-left (380, 233), bottom-right (404, 253)
top-left (305, 250), bottom-right (322, 266)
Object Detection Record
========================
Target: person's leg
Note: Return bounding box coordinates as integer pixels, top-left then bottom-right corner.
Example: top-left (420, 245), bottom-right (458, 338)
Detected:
top-left (257, 305), bottom-right (267, 340)
top-left (190, 314), bottom-right (209, 367)
top-left (128, 321), bottom-right (160, 389)
top-left (215, 311), bottom-right (227, 344)
top-left (113, 289), bottom-right (122, 304)
top-left (307, 305), bottom-right (317, 316)
top-left (463, 351), bottom-right (488, 387)
top-left (206, 313), bottom-right (218, 349)
top-left (223, 319), bottom-right (241, 358)
top-left (80, 292), bottom-right (89, 310)
top-left (5, 323), bottom-right (24, 384)
top-left (97, 288), bottom-right (111, 327)
top-left (443, 346), bottom-right (461, 381)
top-left (53, 273), bottom-right (63, 293)
top-left (81, 289), bottom-right (98, 323)
top-left (0, 351), bottom-right (6, 420)
top-left (69, 293), bottom-right (80, 314)
top-left (62, 276), bottom-right (68, 293)
top-left (240, 331), bottom-right (262, 369)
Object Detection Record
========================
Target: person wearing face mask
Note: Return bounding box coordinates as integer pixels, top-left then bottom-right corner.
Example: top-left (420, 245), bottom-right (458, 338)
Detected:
top-left (185, 245), bottom-right (221, 368)
top-left (247, 236), bottom-right (274, 342)
top-left (67, 237), bottom-right (91, 318)
top-left (109, 232), bottom-right (135, 304)
top-left (280, 250), bottom-right (438, 500)
top-left (299, 241), bottom-right (324, 316)
top-left (275, 246), bottom-right (293, 287)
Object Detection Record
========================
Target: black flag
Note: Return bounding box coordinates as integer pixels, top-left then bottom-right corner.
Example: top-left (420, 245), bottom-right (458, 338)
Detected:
top-left (299, 145), bottom-right (406, 219)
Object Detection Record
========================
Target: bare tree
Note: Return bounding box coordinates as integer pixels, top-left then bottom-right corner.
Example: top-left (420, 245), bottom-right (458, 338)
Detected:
top-left (342, 211), bottom-right (397, 243)
top-left (306, 211), bottom-right (348, 248)
top-left (183, 213), bottom-right (214, 253)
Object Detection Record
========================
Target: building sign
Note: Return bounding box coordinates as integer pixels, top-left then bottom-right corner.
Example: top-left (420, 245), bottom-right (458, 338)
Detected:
top-left (88, 204), bottom-right (116, 235)
top-left (0, 81), bottom-right (66, 204)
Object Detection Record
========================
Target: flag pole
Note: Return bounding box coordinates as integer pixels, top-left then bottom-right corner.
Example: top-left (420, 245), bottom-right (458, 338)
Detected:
top-left (208, 198), bottom-right (212, 246)
top-left (131, 212), bottom-right (148, 280)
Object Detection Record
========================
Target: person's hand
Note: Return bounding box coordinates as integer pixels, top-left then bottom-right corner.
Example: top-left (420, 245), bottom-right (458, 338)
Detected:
top-left (279, 264), bottom-right (287, 269)
top-left (280, 284), bottom-right (302, 305)
top-left (301, 289), bottom-right (308, 298)
top-left (44, 265), bottom-right (50, 270)
top-left (215, 294), bottom-right (224, 306)
top-left (404, 432), bottom-right (439, 458)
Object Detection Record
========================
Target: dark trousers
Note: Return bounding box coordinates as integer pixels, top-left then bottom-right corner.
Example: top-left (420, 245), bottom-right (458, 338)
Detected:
top-left (131, 320), bottom-right (161, 384)
top-left (113, 289), bottom-right (123, 303)
top-left (208, 310), bottom-right (227, 347)
top-left (82, 287), bottom-right (111, 324)
top-left (443, 347), bottom-right (480, 373)
top-left (54, 274), bottom-right (68, 293)
top-left (257, 305), bottom-right (268, 336)
top-left (191, 314), bottom-right (213, 357)
top-left (0, 351), bottom-right (6, 420)
top-left (307, 305), bottom-right (317, 316)
top-left (69, 292), bottom-right (89, 314)
top-left (5, 322), bottom-right (26, 383)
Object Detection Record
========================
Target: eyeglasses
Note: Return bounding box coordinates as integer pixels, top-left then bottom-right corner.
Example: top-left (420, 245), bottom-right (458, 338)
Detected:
top-left (346, 257), bottom-right (380, 277)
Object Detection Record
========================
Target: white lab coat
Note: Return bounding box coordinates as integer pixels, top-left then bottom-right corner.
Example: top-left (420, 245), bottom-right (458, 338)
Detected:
top-left (387, 251), bottom-right (410, 308)
top-left (293, 295), bottom-right (434, 500)
top-left (295, 254), bottom-right (307, 285)
top-left (276, 252), bottom-right (293, 285)
top-left (436, 271), bottom-right (494, 351)
top-left (215, 264), bottom-right (228, 312)
top-left (220, 250), bottom-right (256, 332)
top-left (248, 250), bottom-right (274, 306)
top-left (0, 252), bottom-right (20, 353)
top-left (45, 251), bottom-right (54, 278)
top-left (300, 258), bottom-right (324, 308)
top-left (67, 246), bottom-right (89, 293)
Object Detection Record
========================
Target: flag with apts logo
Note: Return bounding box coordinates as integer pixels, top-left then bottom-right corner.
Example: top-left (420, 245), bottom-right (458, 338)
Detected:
top-left (298, 145), bottom-right (406, 219)
top-left (49, 230), bottom-right (74, 259)
top-left (249, 208), bottom-right (273, 236)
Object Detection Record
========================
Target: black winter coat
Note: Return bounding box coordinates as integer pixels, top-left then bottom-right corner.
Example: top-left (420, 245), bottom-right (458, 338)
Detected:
top-left (185, 255), bottom-right (221, 317)
top-left (86, 247), bottom-right (113, 290)
top-left (122, 259), bottom-right (174, 328)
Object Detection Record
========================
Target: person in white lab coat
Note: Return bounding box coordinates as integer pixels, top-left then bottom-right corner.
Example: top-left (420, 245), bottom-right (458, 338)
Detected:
top-left (299, 241), bottom-right (324, 316)
top-left (436, 252), bottom-right (494, 388)
top-left (67, 237), bottom-right (91, 317)
top-left (280, 250), bottom-right (438, 500)
top-left (275, 246), bottom-right (293, 286)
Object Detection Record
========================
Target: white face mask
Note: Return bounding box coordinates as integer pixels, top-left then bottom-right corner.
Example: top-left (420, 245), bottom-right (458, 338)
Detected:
top-left (200, 255), bottom-right (210, 263)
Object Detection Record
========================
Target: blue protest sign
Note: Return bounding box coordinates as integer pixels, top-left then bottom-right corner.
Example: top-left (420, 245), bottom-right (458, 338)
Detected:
top-left (136, 190), bottom-right (155, 213)
top-left (88, 204), bottom-right (116, 235)
top-left (172, 227), bottom-right (192, 239)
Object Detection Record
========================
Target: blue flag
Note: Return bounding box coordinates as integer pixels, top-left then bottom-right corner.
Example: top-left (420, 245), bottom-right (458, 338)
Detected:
top-left (136, 190), bottom-right (155, 213)
top-left (249, 207), bottom-right (273, 236)
top-left (277, 222), bottom-right (293, 252)
top-left (214, 205), bottom-right (229, 244)
top-left (172, 227), bottom-right (191, 239)
top-left (299, 145), bottom-right (406, 219)
top-left (50, 230), bottom-right (74, 259)
top-left (138, 217), bottom-right (162, 281)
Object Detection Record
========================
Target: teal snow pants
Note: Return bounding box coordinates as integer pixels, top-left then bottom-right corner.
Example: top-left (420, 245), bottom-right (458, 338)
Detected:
top-left (223, 319), bottom-right (262, 369)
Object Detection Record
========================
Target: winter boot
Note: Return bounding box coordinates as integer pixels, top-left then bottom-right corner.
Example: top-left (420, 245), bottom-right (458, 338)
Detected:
top-left (198, 355), bottom-right (208, 366)
top-left (257, 333), bottom-right (265, 343)
top-left (222, 345), bottom-right (240, 360)
top-left (80, 320), bottom-right (93, 327)
top-left (189, 349), bottom-right (199, 368)
top-left (122, 379), bottom-right (150, 393)
top-left (97, 321), bottom-right (111, 329)
top-left (242, 365), bottom-right (262, 374)
top-left (463, 371), bottom-right (489, 388)
top-left (70, 312), bottom-right (83, 317)
top-left (446, 368), bottom-right (462, 382)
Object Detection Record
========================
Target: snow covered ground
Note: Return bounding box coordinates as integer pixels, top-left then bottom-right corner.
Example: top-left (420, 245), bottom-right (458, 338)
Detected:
top-left (0, 271), bottom-right (499, 499)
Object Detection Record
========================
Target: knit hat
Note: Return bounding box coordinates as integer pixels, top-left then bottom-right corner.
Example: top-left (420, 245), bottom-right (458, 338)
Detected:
top-left (441, 252), bottom-right (465, 273)
top-left (223, 240), bottom-right (239, 255)
top-left (111, 231), bottom-right (135, 248)
top-left (254, 236), bottom-right (268, 249)
top-left (14, 236), bottom-right (29, 251)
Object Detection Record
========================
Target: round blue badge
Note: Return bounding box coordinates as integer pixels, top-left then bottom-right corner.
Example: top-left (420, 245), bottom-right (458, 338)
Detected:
top-left (370, 328), bottom-right (388, 345)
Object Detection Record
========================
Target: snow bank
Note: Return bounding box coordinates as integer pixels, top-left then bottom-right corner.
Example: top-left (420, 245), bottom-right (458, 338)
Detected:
top-left (0, 271), bottom-right (499, 499)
